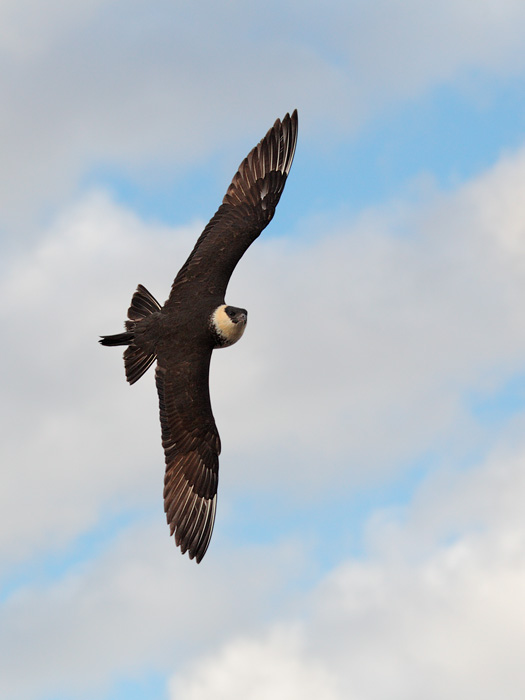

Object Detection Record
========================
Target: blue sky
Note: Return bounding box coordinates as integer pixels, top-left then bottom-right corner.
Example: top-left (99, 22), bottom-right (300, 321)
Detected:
top-left (2, 2), bottom-right (525, 699)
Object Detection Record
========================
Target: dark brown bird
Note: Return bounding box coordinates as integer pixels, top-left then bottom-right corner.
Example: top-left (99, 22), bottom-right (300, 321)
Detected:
top-left (100, 111), bottom-right (298, 562)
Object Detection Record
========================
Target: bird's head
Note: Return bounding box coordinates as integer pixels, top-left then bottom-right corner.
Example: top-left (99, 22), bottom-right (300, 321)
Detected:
top-left (210, 304), bottom-right (248, 348)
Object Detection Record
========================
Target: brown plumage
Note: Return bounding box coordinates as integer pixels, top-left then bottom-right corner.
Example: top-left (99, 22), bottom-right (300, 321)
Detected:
top-left (100, 111), bottom-right (298, 562)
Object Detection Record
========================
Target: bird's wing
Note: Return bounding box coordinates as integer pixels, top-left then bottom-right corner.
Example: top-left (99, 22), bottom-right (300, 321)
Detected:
top-left (165, 110), bottom-right (298, 306)
top-left (155, 349), bottom-right (220, 562)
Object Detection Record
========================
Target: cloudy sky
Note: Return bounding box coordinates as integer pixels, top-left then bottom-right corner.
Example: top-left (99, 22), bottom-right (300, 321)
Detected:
top-left (2, 1), bottom-right (525, 698)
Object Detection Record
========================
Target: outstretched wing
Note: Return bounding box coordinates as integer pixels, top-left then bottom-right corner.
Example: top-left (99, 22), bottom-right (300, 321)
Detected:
top-left (165, 110), bottom-right (298, 306)
top-left (156, 350), bottom-right (220, 563)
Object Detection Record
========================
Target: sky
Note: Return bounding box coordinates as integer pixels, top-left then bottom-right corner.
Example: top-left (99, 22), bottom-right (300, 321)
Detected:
top-left (2, 1), bottom-right (525, 698)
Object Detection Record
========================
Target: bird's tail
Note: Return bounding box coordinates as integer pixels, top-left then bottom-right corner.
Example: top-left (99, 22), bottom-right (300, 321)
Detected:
top-left (99, 284), bottom-right (162, 385)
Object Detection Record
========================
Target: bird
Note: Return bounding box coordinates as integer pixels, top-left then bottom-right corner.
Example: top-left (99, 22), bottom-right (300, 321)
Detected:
top-left (100, 111), bottom-right (298, 563)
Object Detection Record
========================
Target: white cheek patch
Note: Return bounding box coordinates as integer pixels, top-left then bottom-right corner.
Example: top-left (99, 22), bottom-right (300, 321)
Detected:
top-left (211, 305), bottom-right (246, 346)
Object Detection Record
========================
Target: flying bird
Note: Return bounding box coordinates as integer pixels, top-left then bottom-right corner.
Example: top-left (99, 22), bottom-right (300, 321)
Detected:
top-left (100, 111), bottom-right (298, 563)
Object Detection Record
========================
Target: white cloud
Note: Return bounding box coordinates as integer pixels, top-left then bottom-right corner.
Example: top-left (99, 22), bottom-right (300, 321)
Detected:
top-left (169, 626), bottom-right (341, 700)
top-left (313, 0), bottom-right (525, 103)
top-left (169, 437), bottom-right (525, 700)
top-left (3, 142), bottom-right (525, 569)
top-left (6, 415), bottom-right (524, 700)
top-left (3, 412), bottom-right (525, 700)
top-left (2, 0), bottom-right (525, 227)
top-left (0, 523), bottom-right (307, 700)
top-left (0, 1), bottom-right (335, 228)
top-left (2, 142), bottom-right (525, 700)
top-left (2, 5), bottom-right (525, 699)
top-left (215, 144), bottom-right (525, 492)
top-left (0, 192), bottom-right (187, 565)
top-left (0, 0), bottom-right (107, 57)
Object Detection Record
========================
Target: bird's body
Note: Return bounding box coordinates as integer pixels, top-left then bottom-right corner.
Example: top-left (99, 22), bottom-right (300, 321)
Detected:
top-left (100, 111), bottom-right (298, 562)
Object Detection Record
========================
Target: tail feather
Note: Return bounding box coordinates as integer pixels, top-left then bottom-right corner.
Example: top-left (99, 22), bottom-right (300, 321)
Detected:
top-left (99, 332), bottom-right (133, 347)
top-left (124, 344), bottom-right (157, 385)
top-left (127, 283), bottom-right (162, 322)
top-left (100, 284), bottom-right (162, 384)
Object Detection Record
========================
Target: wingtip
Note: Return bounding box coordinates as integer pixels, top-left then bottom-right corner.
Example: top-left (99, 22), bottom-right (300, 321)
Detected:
top-left (274, 110), bottom-right (298, 140)
top-left (280, 109), bottom-right (298, 131)
top-left (278, 108), bottom-right (298, 121)
top-left (169, 490), bottom-right (217, 564)
top-left (222, 110), bottom-right (298, 206)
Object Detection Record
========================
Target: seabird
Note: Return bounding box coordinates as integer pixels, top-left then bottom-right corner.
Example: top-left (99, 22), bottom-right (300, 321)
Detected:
top-left (100, 111), bottom-right (298, 562)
